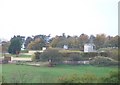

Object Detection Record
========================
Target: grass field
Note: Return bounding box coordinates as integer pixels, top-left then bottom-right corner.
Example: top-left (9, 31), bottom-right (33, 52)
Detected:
top-left (1, 64), bottom-right (118, 83)
top-left (12, 54), bottom-right (31, 58)
top-left (59, 49), bottom-right (83, 53)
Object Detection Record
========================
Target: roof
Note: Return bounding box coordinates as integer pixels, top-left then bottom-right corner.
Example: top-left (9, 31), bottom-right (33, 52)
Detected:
top-left (84, 43), bottom-right (95, 46)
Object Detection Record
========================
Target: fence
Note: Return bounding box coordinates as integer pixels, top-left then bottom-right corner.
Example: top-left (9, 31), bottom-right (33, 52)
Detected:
top-left (63, 60), bottom-right (89, 64)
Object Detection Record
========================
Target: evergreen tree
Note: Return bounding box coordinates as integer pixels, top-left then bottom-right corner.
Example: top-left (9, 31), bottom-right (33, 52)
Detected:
top-left (8, 35), bottom-right (24, 54)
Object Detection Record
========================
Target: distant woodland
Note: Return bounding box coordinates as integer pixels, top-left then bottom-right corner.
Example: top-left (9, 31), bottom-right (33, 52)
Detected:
top-left (1, 33), bottom-right (119, 54)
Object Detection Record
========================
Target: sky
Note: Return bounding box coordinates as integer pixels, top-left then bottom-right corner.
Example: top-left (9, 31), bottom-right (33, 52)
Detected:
top-left (0, 0), bottom-right (119, 41)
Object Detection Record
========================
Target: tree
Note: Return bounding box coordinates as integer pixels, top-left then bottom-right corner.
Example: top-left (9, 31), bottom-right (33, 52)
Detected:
top-left (109, 35), bottom-right (118, 47)
top-left (26, 34), bottom-right (50, 50)
top-left (2, 41), bottom-right (10, 54)
top-left (94, 34), bottom-right (106, 49)
top-left (103, 35), bottom-right (113, 47)
top-left (50, 36), bottom-right (63, 47)
top-left (50, 35), bottom-right (79, 49)
top-left (8, 35), bottom-right (24, 55)
top-left (24, 37), bottom-right (33, 49)
top-left (27, 38), bottom-right (45, 50)
top-left (33, 34), bottom-right (50, 43)
top-left (89, 35), bottom-right (95, 43)
top-left (78, 33), bottom-right (89, 50)
top-left (67, 36), bottom-right (79, 49)
top-left (40, 48), bottom-right (63, 65)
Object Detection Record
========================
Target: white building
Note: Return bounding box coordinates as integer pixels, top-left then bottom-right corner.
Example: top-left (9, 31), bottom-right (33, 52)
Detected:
top-left (42, 47), bottom-right (46, 51)
top-left (84, 43), bottom-right (96, 52)
top-left (63, 45), bottom-right (68, 50)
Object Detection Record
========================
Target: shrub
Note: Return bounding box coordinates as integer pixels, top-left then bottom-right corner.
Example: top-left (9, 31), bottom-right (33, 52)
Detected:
top-left (0, 75), bottom-right (5, 83)
top-left (98, 48), bottom-right (118, 61)
top-left (34, 52), bottom-right (41, 60)
top-left (60, 52), bottom-right (70, 57)
top-left (90, 56), bottom-right (118, 66)
top-left (31, 53), bottom-right (36, 61)
top-left (40, 48), bottom-right (63, 65)
top-left (69, 53), bottom-right (81, 61)
top-left (99, 52), bottom-right (108, 57)
top-left (79, 73), bottom-right (98, 83)
top-left (100, 71), bottom-right (120, 83)
top-left (58, 73), bottom-right (98, 83)
top-left (58, 74), bottom-right (81, 83)
top-left (108, 49), bottom-right (118, 61)
top-left (0, 75), bottom-right (1, 83)
top-left (31, 52), bottom-right (41, 61)
top-left (82, 52), bottom-right (98, 58)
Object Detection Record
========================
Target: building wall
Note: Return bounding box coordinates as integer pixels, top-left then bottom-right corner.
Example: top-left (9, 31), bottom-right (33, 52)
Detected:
top-left (63, 45), bottom-right (68, 50)
top-left (84, 44), bottom-right (95, 52)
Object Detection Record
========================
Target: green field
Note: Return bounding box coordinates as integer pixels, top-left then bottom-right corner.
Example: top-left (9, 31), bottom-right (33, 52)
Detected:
top-left (1, 64), bottom-right (118, 83)
top-left (12, 54), bottom-right (31, 58)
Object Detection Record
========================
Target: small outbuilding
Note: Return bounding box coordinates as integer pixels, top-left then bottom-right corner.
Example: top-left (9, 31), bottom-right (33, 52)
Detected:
top-left (63, 45), bottom-right (68, 50)
top-left (84, 43), bottom-right (96, 52)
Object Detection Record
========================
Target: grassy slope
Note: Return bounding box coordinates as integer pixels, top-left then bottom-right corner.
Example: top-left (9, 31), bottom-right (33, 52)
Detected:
top-left (2, 64), bottom-right (118, 83)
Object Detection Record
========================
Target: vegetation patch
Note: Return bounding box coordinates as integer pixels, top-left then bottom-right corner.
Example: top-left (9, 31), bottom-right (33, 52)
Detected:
top-left (90, 56), bottom-right (118, 66)
top-left (2, 64), bottom-right (118, 83)
top-left (59, 49), bottom-right (82, 53)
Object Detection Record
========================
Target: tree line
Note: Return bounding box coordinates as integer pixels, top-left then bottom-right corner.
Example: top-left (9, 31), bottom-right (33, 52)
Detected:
top-left (1, 33), bottom-right (119, 54)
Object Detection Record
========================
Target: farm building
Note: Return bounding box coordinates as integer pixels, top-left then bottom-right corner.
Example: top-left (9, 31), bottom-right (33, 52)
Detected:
top-left (84, 43), bottom-right (96, 52)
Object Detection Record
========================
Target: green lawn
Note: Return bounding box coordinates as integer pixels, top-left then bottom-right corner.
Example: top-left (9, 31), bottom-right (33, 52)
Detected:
top-left (1, 64), bottom-right (118, 83)
top-left (3, 53), bottom-right (31, 58)
top-left (59, 49), bottom-right (82, 53)
top-left (11, 54), bottom-right (31, 58)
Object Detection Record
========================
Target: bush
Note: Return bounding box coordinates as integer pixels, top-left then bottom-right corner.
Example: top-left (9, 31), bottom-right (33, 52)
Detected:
top-left (90, 56), bottom-right (118, 66)
top-left (100, 71), bottom-right (120, 83)
top-left (108, 49), bottom-right (118, 61)
top-left (61, 52), bottom-right (88, 61)
top-left (0, 75), bottom-right (6, 83)
top-left (31, 53), bottom-right (36, 61)
top-left (58, 74), bottom-right (81, 83)
top-left (31, 52), bottom-right (41, 61)
top-left (60, 52), bottom-right (70, 58)
top-left (98, 48), bottom-right (118, 61)
top-left (82, 52), bottom-right (98, 58)
top-left (99, 52), bottom-right (108, 57)
top-left (68, 53), bottom-right (81, 61)
top-left (58, 73), bottom-right (98, 83)
top-left (40, 48), bottom-right (63, 65)
top-left (79, 73), bottom-right (98, 83)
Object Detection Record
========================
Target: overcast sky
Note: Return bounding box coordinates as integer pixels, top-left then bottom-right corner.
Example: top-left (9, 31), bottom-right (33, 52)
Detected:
top-left (0, 0), bottom-right (119, 41)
